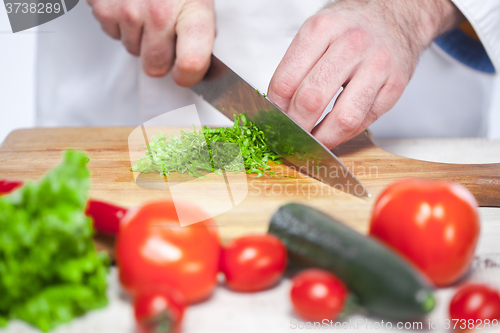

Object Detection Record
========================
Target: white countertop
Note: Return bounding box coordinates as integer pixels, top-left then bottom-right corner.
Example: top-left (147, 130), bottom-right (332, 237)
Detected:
top-left (2, 138), bottom-right (500, 333)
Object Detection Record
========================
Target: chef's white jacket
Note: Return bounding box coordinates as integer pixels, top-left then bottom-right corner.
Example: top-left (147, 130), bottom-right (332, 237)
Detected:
top-left (35, 0), bottom-right (500, 139)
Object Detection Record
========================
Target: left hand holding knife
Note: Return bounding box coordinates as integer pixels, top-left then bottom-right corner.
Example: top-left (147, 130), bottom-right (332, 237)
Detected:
top-left (87, 0), bottom-right (216, 87)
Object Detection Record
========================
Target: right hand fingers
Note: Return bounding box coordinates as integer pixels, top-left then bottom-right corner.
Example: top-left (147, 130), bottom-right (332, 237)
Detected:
top-left (284, 30), bottom-right (368, 132)
top-left (338, 78), bottom-right (405, 145)
top-left (268, 5), bottom-right (413, 149)
top-left (267, 14), bottom-right (341, 113)
top-left (269, 22), bottom-right (366, 132)
top-left (311, 66), bottom-right (388, 148)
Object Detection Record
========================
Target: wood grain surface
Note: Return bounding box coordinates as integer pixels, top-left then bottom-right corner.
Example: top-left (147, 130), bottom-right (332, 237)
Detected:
top-left (1, 127), bottom-right (499, 256)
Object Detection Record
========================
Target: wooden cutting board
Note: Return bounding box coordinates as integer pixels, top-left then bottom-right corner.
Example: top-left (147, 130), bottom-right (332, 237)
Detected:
top-left (1, 127), bottom-right (499, 255)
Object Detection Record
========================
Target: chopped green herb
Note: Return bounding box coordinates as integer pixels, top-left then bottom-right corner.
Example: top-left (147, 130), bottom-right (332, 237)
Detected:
top-left (255, 89), bottom-right (267, 98)
top-left (0, 151), bottom-right (109, 332)
top-left (132, 114), bottom-right (283, 178)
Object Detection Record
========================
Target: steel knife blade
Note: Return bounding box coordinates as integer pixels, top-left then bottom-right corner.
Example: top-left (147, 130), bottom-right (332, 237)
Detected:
top-left (190, 55), bottom-right (369, 198)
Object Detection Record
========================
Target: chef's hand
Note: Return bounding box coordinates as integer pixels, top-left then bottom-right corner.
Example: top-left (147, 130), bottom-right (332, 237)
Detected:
top-left (268, 0), bottom-right (463, 149)
top-left (88, 0), bottom-right (215, 87)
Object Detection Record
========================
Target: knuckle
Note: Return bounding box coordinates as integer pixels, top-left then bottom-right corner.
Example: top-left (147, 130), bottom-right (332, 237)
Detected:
top-left (147, 5), bottom-right (171, 29)
top-left (365, 108), bottom-right (379, 123)
top-left (318, 134), bottom-right (339, 150)
top-left (372, 50), bottom-right (392, 71)
top-left (383, 78), bottom-right (406, 96)
top-left (371, 85), bottom-right (402, 116)
top-left (176, 54), bottom-right (208, 74)
top-left (305, 13), bottom-right (332, 35)
top-left (269, 77), bottom-right (296, 101)
top-left (368, 95), bottom-right (384, 115)
top-left (336, 86), bottom-right (376, 133)
top-left (92, 6), bottom-right (113, 22)
top-left (91, 1), bottom-right (117, 22)
top-left (123, 41), bottom-right (140, 56)
top-left (345, 28), bottom-right (369, 51)
top-left (181, 23), bottom-right (212, 38)
top-left (294, 88), bottom-right (324, 114)
top-left (120, 7), bottom-right (142, 27)
top-left (143, 54), bottom-right (171, 77)
top-left (337, 112), bottom-right (363, 133)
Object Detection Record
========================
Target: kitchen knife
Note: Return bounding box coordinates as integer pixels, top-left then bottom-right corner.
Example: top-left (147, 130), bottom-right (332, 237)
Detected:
top-left (190, 55), bottom-right (370, 198)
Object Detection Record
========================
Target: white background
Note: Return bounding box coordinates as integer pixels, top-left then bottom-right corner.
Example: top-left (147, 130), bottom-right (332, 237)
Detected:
top-left (0, 7), bottom-right (36, 143)
top-left (1, 5), bottom-right (500, 332)
top-left (1, 1), bottom-right (499, 143)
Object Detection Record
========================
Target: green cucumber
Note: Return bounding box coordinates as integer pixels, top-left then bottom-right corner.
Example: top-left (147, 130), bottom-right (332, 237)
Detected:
top-left (269, 203), bottom-right (435, 320)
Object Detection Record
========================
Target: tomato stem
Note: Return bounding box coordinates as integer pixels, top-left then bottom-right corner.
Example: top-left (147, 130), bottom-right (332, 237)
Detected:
top-left (338, 293), bottom-right (367, 320)
top-left (422, 292), bottom-right (436, 314)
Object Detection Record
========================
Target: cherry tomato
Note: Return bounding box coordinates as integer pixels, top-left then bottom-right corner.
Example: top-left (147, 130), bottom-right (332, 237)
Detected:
top-left (0, 179), bottom-right (23, 196)
top-left (85, 199), bottom-right (127, 235)
top-left (220, 234), bottom-right (287, 292)
top-left (116, 200), bottom-right (221, 303)
top-left (290, 269), bottom-right (347, 321)
top-left (134, 289), bottom-right (186, 333)
top-left (450, 284), bottom-right (500, 330)
top-left (369, 179), bottom-right (480, 287)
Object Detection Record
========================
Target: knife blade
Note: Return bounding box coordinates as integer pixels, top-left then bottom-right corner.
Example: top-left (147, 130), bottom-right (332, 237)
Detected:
top-left (190, 55), bottom-right (370, 198)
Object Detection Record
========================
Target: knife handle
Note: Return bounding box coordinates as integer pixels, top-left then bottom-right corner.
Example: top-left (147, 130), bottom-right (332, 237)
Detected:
top-left (335, 133), bottom-right (500, 207)
top-left (428, 163), bottom-right (500, 207)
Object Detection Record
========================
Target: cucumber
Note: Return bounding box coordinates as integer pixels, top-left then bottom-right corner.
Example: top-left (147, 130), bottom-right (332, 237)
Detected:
top-left (269, 203), bottom-right (435, 320)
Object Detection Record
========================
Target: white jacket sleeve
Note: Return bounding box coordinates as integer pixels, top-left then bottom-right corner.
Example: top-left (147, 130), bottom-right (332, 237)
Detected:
top-left (450, 0), bottom-right (500, 72)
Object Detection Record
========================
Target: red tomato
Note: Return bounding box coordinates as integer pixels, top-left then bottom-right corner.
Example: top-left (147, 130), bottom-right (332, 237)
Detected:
top-left (290, 269), bottom-right (347, 321)
top-left (116, 200), bottom-right (220, 303)
top-left (449, 284), bottom-right (500, 330)
top-left (85, 199), bottom-right (127, 235)
top-left (220, 234), bottom-right (287, 292)
top-left (134, 289), bottom-right (186, 333)
top-left (0, 179), bottom-right (23, 196)
top-left (369, 179), bottom-right (480, 287)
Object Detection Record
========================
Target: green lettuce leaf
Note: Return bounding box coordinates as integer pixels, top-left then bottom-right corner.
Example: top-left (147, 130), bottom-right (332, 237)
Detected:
top-left (0, 150), bottom-right (109, 331)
